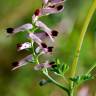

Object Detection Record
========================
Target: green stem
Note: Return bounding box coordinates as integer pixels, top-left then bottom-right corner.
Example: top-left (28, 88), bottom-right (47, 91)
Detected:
top-left (31, 41), bottom-right (39, 64)
top-left (43, 71), bottom-right (70, 96)
top-left (28, 27), bottom-right (39, 64)
top-left (69, 0), bottom-right (96, 96)
top-left (86, 63), bottom-right (96, 75)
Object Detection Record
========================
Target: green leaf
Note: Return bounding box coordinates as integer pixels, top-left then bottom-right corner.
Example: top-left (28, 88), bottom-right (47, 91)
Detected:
top-left (50, 59), bottom-right (69, 77)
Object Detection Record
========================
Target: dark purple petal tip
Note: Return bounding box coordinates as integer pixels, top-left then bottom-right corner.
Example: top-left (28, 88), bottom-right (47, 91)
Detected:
top-left (49, 61), bottom-right (55, 65)
top-left (52, 64), bottom-right (57, 68)
top-left (12, 61), bottom-right (19, 67)
top-left (49, 61), bottom-right (57, 68)
top-left (6, 28), bottom-right (14, 34)
top-left (41, 43), bottom-right (47, 48)
top-left (51, 30), bottom-right (58, 36)
top-left (56, 5), bottom-right (63, 11)
top-left (48, 47), bottom-right (53, 52)
top-left (16, 44), bottom-right (22, 48)
top-left (48, 5), bottom-right (55, 8)
top-left (34, 9), bottom-right (40, 16)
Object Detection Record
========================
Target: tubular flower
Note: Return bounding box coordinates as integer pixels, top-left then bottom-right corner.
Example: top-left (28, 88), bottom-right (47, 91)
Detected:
top-left (36, 21), bottom-right (58, 42)
top-left (32, 0), bottom-right (64, 22)
top-left (6, 23), bottom-right (33, 35)
top-left (16, 32), bottom-right (54, 54)
top-left (29, 32), bottom-right (54, 54)
top-left (29, 33), bottom-right (49, 53)
top-left (29, 33), bottom-right (43, 45)
top-left (17, 42), bottom-right (31, 51)
top-left (34, 61), bottom-right (55, 70)
top-left (29, 33), bottom-right (48, 49)
top-left (41, 3), bottom-right (64, 15)
top-left (35, 46), bottom-right (53, 54)
top-left (12, 55), bottom-right (32, 70)
top-left (35, 32), bottom-right (49, 40)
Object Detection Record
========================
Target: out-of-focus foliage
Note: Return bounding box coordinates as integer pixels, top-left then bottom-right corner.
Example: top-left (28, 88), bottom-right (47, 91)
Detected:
top-left (0, 0), bottom-right (96, 96)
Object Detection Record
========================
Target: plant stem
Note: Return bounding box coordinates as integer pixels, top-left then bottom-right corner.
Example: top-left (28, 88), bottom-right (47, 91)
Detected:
top-left (69, 0), bottom-right (96, 96)
top-left (43, 71), bottom-right (70, 96)
top-left (86, 63), bottom-right (96, 75)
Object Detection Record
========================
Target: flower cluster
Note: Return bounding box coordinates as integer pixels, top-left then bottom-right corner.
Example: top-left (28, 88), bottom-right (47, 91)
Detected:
top-left (6, 0), bottom-right (64, 70)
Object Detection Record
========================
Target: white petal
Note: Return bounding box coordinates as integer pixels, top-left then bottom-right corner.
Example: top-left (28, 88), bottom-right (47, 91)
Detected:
top-left (36, 21), bottom-right (51, 32)
top-left (36, 21), bottom-right (54, 42)
top-left (43, 0), bottom-right (48, 4)
top-left (13, 23), bottom-right (33, 33)
top-left (32, 15), bottom-right (39, 23)
top-left (48, 0), bottom-right (65, 4)
top-left (34, 64), bottom-right (44, 70)
top-left (42, 4), bottom-right (64, 14)
top-left (40, 48), bottom-right (48, 54)
top-left (44, 61), bottom-right (51, 68)
top-left (35, 32), bottom-right (48, 40)
top-left (29, 33), bottom-right (42, 45)
top-left (34, 61), bottom-right (51, 70)
top-left (17, 42), bottom-right (31, 51)
top-left (35, 47), bottom-right (41, 53)
top-left (35, 45), bottom-right (48, 54)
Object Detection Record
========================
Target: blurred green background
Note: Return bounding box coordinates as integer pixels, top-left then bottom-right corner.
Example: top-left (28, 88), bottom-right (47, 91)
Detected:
top-left (0, 0), bottom-right (96, 96)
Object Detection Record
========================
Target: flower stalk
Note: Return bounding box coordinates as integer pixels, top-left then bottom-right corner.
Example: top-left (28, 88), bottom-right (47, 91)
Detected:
top-left (69, 0), bottom-right (96, 96)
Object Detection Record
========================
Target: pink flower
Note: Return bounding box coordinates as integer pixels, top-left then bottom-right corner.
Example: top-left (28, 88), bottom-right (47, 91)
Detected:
top-left (29, 33), bottom-right (49, 52)
top-left (36, 21), bottom-right (58, 42)
top-left (35, 32), bottom-right (49, 40)
top-left (16, 32), bottom-right (54, 54)
top-left (12, 55), bottom-right (32, 70)
top-left (34, 61), bottom-right (55, 70)
top-left (17, 42), bottom-right (31, 51)
top-left (32, 0), bottom-right (64, 22)
top-left (35, 46), bottom-right (53, 54)
top-left (6, 23), bottom-right (33, 34)
top-left (29, 33), bottom-right (43, 45)
top-left (41, 4), bottom-right (64, 15)
top-left (34, 4), bottom-right (64, 16)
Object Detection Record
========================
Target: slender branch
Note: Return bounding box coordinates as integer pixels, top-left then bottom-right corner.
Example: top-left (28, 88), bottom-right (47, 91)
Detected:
top-left (27, 29), bottom-right (39, 65)
top-left (43, 71), bottom-right (70, 96)
top-left (69, 0), bottom-right (96, 96)
top-left (70, 0), bottom-right (96, 78)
